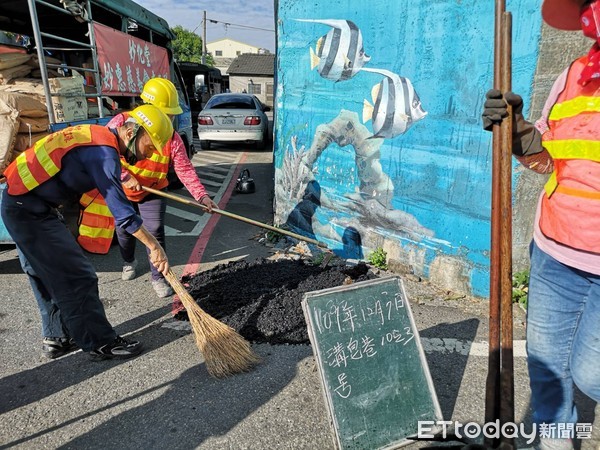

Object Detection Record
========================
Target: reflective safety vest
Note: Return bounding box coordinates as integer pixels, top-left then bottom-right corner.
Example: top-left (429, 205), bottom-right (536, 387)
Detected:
top-left (77, 120), bottom-right (174, 253)
top-left (120, 141), bottom-right (171, 201)
top-left (118, 112), bottom-right (173, 202)
top-left (3, 125), bottom-right (118, 195)
top-left (540, 56), bottom-right (600, 252)
top-left (77, 189), bottom-right (115, 254)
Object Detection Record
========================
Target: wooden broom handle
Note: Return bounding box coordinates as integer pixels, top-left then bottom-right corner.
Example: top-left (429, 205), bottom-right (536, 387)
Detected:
top-left (141, 186), bottom-right (329, 249)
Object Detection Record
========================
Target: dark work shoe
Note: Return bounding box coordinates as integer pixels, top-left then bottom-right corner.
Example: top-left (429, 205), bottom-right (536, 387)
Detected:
top-left (89, 336), bottom-right (143, 361)
top-left (42, 337), bottom-right (78, 359)
top-left (173, 310), bottom-right (189, 321)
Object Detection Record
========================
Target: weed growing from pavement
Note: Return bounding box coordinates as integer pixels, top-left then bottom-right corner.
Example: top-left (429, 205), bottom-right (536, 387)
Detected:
top-left (265, 224), bottom-right (291, 244)
top-left (512, 270), bottom-right (529, 310)
top-left (310, 253), bottom-right (325, 266)
top-left (368, 247), bottom-right (388, 270)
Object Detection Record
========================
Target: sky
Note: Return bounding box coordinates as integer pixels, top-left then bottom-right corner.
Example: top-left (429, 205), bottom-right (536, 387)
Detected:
top-left (136, 0), bottom-right (276, 52)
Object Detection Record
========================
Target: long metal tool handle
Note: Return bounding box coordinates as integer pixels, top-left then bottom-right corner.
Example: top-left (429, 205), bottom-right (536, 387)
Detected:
top-left (499, 10), bottom-right (515, 444)
top-left (485, 1), bottom-right (515, 448)
top-left (141, 186), bottom-right (329, 249)
top-left (485, 2), bottom-right (504, 438)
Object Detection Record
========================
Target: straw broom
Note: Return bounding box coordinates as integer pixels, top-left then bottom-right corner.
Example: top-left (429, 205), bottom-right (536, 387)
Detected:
top-left (164, 269), bottom-right (260, 378)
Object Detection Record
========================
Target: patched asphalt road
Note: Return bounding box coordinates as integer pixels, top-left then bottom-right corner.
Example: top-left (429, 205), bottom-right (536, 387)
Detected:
top-left (1, 142), bottom-right (598, 449)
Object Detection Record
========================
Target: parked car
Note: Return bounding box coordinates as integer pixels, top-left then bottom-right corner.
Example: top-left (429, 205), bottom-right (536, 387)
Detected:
top-left (197, 93), bottom-right (270, 150)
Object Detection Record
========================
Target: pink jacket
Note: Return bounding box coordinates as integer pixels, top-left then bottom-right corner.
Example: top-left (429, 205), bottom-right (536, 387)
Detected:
top-left (107, 114), bottom-right (208, 202)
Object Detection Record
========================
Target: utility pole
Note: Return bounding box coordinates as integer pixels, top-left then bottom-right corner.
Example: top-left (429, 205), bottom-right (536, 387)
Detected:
top-left (202, 10), bottom-right (207, 65)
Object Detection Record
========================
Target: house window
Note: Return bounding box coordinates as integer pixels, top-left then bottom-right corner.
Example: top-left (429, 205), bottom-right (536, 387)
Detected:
top-left (248, 83), bottom-right (261, 95)
top-left (215, 50), bottom-right (222, 56)
top-left (236, 51), bottom-right (241, 56)
top-left (266, 83), bottom-right (274, 103)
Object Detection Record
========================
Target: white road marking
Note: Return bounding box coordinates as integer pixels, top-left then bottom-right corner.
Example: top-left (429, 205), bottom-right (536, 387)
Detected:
top-left (421, 338), bottom-right (527, 358)
top-left (164, 150), bottom-right (244, 237)
top-left (158, 320), bottom-right (529, 360)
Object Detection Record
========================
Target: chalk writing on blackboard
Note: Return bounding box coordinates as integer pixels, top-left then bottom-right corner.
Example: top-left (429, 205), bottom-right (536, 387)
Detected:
top-left (303, 276), bottom-right (442, 450)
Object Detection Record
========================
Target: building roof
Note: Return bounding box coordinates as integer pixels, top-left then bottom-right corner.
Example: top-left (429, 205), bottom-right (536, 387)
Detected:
top-left (227, 54), bottom-right (275, 77)
top-left (206, 37), bottom-right (260, 49)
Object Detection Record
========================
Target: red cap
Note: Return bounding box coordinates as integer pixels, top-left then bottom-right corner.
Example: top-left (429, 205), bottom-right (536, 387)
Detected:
top-left (542, 0), bottom-right (587, 30)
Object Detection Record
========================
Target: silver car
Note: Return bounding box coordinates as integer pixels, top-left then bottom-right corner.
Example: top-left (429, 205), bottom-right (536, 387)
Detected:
top-left (197, 93), bottom-right (271, 150)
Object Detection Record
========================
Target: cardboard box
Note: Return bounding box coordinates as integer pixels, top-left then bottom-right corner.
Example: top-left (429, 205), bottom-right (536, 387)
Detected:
top-left (48, 76), bottom-right (88, 123)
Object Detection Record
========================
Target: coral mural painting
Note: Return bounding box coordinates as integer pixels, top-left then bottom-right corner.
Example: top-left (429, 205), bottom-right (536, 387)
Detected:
top-left (275, 0), bottom-right (543, 296)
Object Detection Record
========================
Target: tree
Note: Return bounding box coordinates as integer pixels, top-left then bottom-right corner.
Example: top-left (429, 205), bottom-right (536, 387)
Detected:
top-left (171, 25), bottom-right (214, 66)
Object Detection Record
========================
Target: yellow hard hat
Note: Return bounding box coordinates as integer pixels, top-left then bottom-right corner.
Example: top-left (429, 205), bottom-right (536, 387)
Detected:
top-left (140, 77), bottom-right (183, 115)
top-left (129, 104), bottom-right (174, 155)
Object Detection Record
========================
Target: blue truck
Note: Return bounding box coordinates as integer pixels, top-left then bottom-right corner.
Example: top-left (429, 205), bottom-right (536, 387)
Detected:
top-left (0, 0), bottom-right (194, 243)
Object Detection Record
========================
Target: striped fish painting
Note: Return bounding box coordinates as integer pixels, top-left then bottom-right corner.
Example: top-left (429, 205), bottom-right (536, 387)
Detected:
top-left (361, 68), bottom-right (427, 139)
top-left (296, 19), bottom-right (370, 82)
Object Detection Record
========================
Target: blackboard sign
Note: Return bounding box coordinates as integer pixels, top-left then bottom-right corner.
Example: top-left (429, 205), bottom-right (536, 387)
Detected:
top-left (302, 276), bottom-right (442, 449)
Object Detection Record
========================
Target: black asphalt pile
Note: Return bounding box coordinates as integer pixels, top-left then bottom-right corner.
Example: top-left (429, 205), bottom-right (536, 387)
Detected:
top-left (183, 258), bottom-right (374, 345)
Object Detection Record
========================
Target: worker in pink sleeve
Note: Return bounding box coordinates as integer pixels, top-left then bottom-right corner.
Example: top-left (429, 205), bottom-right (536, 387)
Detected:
top-left (107, 77), bottom-right (217, 298)
top-left (482, 1), bottom-right (600, 449)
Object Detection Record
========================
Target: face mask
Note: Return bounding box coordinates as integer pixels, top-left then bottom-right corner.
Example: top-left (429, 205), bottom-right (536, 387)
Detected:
top-left (125, 123), bottom-right (141, 165)
top-left (581, 1), bottom-right (600, 41)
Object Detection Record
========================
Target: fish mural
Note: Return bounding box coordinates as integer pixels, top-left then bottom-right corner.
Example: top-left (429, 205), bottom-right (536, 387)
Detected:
top-left (295, 19), bottom-right (370, 81)
top-left (361, 67), bottom-right (427, 138)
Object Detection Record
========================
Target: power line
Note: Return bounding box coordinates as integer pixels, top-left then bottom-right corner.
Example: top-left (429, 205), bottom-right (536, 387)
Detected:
top-left (192, 13), bottom-right (275, 34)
top-left (209, 18), bottom-right (274, 33)
top-left (224, 24), bottom-right (273, 33)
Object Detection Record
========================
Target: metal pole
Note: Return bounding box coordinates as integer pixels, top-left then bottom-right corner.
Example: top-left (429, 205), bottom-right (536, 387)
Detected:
top-left (499, 11), bottom-right (515, 447)
top-left (85, 1), bottom-right (104, 119)
top-left (202, 10), bottom-right (207, 65)
top-left (484, 1), bottom-right (505, 446)
top-left (27, 0), bottom-right (56, 124)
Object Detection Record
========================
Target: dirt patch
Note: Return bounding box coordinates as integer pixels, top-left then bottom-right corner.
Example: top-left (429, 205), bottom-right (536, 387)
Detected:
top-left (183, 258), bottom-right (374, 345)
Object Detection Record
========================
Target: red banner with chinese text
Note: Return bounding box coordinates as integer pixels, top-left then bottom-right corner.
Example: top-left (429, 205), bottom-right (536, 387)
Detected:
top-left (93, 22), bottom-right (170, 96)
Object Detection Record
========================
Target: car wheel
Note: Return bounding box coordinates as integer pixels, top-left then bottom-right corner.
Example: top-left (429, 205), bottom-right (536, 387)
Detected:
top-left (256, 137), bottom-right (266, 150)
top-left (200, 140), bottom-right (211, 150)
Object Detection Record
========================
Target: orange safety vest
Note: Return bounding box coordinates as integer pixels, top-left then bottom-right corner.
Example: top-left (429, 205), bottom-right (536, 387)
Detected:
top-left (77, 188), bottom-right (115, 254)
top-left (77, 140), bottom-right (173, 254)
top-left (2, 124), bottom-right (120, 255)
top-left (3, 124), bottom-right (118, 195)
top-left (77, 120), bottom-right (174, 253)
top-left (539, 56), bottom-right (600, 252)
top-left (118, 112), bottom-right (173, 202)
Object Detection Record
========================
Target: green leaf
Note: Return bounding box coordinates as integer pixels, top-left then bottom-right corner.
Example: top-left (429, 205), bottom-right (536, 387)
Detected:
top-left (367, 247), bottom-right (388, 270)
top-left (171, 26), bottom-right (214, 66)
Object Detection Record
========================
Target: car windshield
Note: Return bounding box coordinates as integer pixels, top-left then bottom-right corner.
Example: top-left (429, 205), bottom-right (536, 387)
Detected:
top-left (205, 95), bottom-right (255, 110)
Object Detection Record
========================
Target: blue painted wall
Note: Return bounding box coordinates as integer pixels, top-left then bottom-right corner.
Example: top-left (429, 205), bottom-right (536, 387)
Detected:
top-left (274, 0), bottom-right (543, 297)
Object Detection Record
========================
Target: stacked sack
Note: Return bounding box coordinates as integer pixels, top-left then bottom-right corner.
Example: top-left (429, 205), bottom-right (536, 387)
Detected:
top-left (27, 54), bottom-right (62, 79)
top-left (0, 91), bottom-right (48, 172)
top-left (0, 52), bottom-right (32, 84)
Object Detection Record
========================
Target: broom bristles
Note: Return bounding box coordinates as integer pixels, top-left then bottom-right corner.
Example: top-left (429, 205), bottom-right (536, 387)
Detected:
top-left (165, 270), bottom-right (260, 378)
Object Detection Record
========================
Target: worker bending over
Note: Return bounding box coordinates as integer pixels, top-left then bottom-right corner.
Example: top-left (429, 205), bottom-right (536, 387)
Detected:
top-left (1, 105), bottom-right (173, 360)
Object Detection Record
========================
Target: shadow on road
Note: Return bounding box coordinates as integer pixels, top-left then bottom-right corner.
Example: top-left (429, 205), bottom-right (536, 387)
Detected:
top-left (53, 345), bottom-right (310, 449)
top-left (420, 318), bottom-right (480, 420)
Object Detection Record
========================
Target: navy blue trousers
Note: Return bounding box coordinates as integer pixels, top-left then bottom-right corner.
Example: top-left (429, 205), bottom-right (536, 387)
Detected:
top-left (1, 192), bottom-right (116, 351)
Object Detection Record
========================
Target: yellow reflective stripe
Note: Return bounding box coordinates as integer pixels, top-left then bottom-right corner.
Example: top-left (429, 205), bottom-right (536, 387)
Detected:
top-left (79, 224), bottom-right (114, 239)
top-left (544, 172), bottom-right (558, 197)
top-left (556, 184), bottom-right (600, 199)
top-left (34, 139), bottom-right (60, 178)
top-left (15, 152), bottom-right (40, 191)
top-left (542, 140), bottom-right (600, 162)
top-left (125, 166), bottom-right (168, 179)
top-left (85, 201), bottom-right (112, 217)
top-left (80, 193), bottom-right (94, 205)
top-left (549, 96), bottom-right (600, 121)
top-left (149, 153), bottom-right (170, 164)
